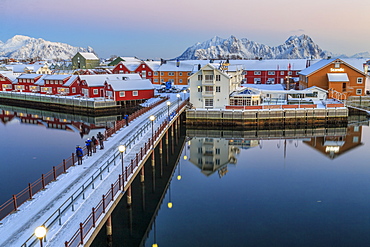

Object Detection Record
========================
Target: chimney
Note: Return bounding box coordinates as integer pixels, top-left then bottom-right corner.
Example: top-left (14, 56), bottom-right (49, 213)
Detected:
top-left (176, 59), bottom-right (180, 67)
top-left (198, 64), bottom-right (201, 70)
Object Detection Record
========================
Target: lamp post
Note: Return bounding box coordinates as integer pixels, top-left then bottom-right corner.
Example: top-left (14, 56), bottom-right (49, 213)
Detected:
top-left (166, 101), bottom-right (171, 121)
top-left (176, 93), bottom-right (180, 111)
top-left (149, 115), bottom-right (156, 148)
top-left (35, 226), bottom-right (47, 247)
top-left (118, 145), bottom-right (126, 178)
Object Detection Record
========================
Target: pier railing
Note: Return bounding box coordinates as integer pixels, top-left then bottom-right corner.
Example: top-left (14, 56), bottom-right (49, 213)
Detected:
top-left (65, 100), bottom-right (188, 247)
top-left (0, 91), bottom-right (118, 108)
top-left (0, 96), bottom-right (169, 222)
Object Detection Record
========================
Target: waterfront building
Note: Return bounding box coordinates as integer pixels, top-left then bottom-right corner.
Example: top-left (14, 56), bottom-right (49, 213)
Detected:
top-left (155, 60), bottom-right (194, 86)
top-left (40, 75), bottom-right (80, 95)
top-left (189, 63), bottom-right (244, 109)
top-left (0, 71), bottom-right (16, 91)
top-left (13, 74), bottom-right (45, 93)
top-left (72, 52), bottom-right (100, 70)
top-left (298, 58), bottom-right (367, 98)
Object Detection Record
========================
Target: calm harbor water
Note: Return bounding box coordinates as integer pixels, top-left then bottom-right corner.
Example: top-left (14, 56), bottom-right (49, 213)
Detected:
top-left (1, 108), bottom-right (370, 246)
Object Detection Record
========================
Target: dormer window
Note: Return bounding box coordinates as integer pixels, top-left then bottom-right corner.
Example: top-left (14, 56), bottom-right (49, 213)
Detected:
top-left (334, 62), bottom-right (340, 68)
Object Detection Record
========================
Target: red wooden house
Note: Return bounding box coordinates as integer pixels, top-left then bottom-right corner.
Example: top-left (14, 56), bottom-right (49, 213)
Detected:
top-left (0, 72), bottom-right (16, 91)
top-left (112, 62), bottom-right (132, 74)
top-left (40, 75), bottom-right (80, 95)
top-left (13, 74), bottom-right (45, 93)
top-left (104, 77), bottom-right (154, 102)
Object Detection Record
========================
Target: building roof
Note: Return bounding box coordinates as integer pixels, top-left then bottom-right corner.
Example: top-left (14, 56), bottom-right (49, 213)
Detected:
top-left (44, 75), bottom-right (71, 80)
top-left (78, 52), bottom-right (99, 60)
top-left (17, 74), bottom-right (42, 79)
top-left (298, 59), bottom-right (335, 76)
top-left (108, 79), bottom-right (154, 91)
top-left (327, 73), bottom-right (349, 82)
top-left (79, 74), bottom-right (143, 87)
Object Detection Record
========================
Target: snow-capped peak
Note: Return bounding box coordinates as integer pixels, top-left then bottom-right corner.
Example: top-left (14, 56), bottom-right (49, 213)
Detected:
top-left (0, 35), bottom-right (95, 60)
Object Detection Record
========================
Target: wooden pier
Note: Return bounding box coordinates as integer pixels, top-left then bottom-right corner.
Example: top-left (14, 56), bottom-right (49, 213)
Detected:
top-left (186, 107), bottom-right (348, 127)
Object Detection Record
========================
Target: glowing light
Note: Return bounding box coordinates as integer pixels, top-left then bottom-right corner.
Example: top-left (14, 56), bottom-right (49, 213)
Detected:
top-left (34, 226), bottom-right (47, 239)
top-left (167, 202), bottom-right (173, 208)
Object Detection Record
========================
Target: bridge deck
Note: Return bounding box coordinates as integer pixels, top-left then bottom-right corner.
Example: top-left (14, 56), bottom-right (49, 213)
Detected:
top-left (0, 93), bottom-right (187, 247)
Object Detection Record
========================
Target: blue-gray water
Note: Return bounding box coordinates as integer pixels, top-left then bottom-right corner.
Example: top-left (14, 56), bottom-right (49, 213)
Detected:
top-left (2, 113), bottom-right (370, 246)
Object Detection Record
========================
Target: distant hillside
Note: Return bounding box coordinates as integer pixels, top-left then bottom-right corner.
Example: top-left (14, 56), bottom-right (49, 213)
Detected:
top-left (0, 35), bottom-right (94, 61)
top-left (176, 34), bottom-right (333, 60)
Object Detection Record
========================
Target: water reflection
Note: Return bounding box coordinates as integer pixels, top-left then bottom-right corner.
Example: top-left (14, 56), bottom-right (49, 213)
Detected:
top-left (186, 123), bottom-right (367, 177)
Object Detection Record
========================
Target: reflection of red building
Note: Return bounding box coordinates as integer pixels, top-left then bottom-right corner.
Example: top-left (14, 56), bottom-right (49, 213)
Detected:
top-left (0, 110), bottom-right (16, 124)
top-left (303, 126), bottom-right (363, 159)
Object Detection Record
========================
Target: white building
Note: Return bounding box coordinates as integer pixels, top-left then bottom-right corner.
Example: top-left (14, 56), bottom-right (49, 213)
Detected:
top-left (189, 63), bottom-right (244, 109)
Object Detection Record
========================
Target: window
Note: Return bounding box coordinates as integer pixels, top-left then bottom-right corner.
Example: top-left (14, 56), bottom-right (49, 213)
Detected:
top-left (216, 159), bottom-right (220, 165)
top-left (205, 98), bottom-right (213, 107)
top-left (280, 71), bottom-right (284, 75)
top-left (216, 86), bottom-right (221, 92)
top-left (179, 72), bottom-right (182, 76)
top-left (334, 63), bottom-right (340, 68)
top-left (198, 147), bottom-right (202, 153)
top-left (148, 72), bottom-right (152, 76)
top-left (160, 72), bottom-right (164, 76)
top-left (254, 71), bottom-right (261, 75)
top-left (357, 77), bottom-right (363, 84)
top-left (72, 87), bottom-right (76, 93)
top-left (205, 75), bottom-right (213, 81)
top-left (169, 72), bottom-right (174, 76)
top-left (205, 86), bottom-right (213, 93)
top-left (133, 91), bottom-right (138, 96)
top-left (266, 78), bottom-right (275, 84)
top-left (142, 65), bottom-right (145, 68)
top-left (254, 78), bottom-right (261, 84)
top-left (356, 89), bottom-right (362, 95)
top-left (268, 71), bottom-right (275, 75)
top-left (187, 72), bottom-right (191, 76)
top-left (154, 79), bottom-right (158, 82)
top-left (93, 89), bottom-right (98, 95)
top-left (197, 86), bottom-right (202, 92)
top-left (216, 75), bottom-right (221, 81)
top-left (342, 83), bottom-right (346, 92)
top-left (288, 71), bottom-right (292, 75)
top-left (215, 148), bottom-right (220, 154)
top-left (120, 91), bottom-right (125, 97)
top-left (160, 79), bottom-right (164, 82)
top-left (198, 75), bottom-right (203, 81)
top-left (154, 72), bottom-right (158, 76)
top-left (179, 79), bottom-right (183, 83)
top-left (353, 136), bottom-right (359, 143)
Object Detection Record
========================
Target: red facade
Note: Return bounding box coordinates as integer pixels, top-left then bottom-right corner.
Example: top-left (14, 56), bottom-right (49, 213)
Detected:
top-left (113, 89), bottom-right (154, 101)
top-left (134, 62), bottom-right (154, 83)
top-left (0, 74), bottom-right (14, 91)
top-left (244, 70), bottom-right (300, 85)
top-left (112, 62), bottom-right (131, 74)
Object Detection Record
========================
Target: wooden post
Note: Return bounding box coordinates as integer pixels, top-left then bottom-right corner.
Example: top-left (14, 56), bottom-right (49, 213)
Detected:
top-left (63, 159), bottom-right (66, 173)
top-left (92, 207), bottom-right (96, 227)
top-left (72, 153), bottom-right (75, 166)
top-left (42, 174), bottom-right (45, 190)
top-left (28, 183), bottom-right (33, 200)
top-left (53, 166), bottom-right (57, 181)
top-left (12, 195), bottom-right (17, 211)
top-left (79, 222), bottom-right (84, 245)
top-left (106, 215), bottom-right (113, 236)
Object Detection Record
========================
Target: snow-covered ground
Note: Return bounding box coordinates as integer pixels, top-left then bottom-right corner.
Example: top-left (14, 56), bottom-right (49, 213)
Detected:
top-left (0, 92), bottom-right (188, 247)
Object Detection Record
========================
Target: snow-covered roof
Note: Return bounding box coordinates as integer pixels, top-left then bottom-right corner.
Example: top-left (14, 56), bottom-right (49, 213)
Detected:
top-left (79, 74), bottom-right (142, 87)
top-left (34, 75), bottom-right (48, 86)
top-left (121, 61), bottom-right (141, 71)
top-left (0, 71), bottom-right (17, 81)
top-left (144, 61), bottom-right (161, 71)
top-left (44, 74), bottom-right (71, 80)
top-left (119, 57), bottom-right (141, 62)
top-left (108, 79), bottom-right (154, 91)
top-left (158, 61), bottom-right (196, 71)
top-left (297, 58), bottom-right (335, 76)
top-left (327, 73), bottom-right (349, 82)
top-left (64, 75), bottom-right (79, 86)
top-left (243, 84), bottom-right (285, 91)
top-left (78, 52), bottom-right (99, 60)
top-left (17, 74), bottom-right (42, 79)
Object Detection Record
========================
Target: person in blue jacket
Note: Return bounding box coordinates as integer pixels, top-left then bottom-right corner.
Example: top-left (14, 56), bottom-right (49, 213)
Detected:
top-left (85, 138), bottom-right (92, 156)
top-left (76, 145), bottom-right (83, 165)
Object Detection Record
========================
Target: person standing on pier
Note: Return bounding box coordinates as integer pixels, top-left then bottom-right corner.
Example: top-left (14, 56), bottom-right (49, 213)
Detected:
top-left (91, 136), bottom-right (98, 153)
top-left (76, 145), bottom-right (83, 165)
top-left (124, 114), bottom-right (129, 126)
top-left (97, 132), bottom-right (105, 149)
top-left (85, 138), bottom-right (92, 156)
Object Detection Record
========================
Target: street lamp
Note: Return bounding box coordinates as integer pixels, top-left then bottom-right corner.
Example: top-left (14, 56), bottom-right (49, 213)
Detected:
top-left (176, 93), bottom-right (180, 111)
top-left (35, 226), bottom-right (47, 247)
top-left (118, 145), bottom-right (126, 178)
top-left (166, 101), bottom-right (171, 121)
top-left (149, 115), bottom-right (156, 147)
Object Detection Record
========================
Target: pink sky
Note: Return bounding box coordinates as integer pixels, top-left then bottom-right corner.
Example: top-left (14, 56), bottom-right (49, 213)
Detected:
top-left (0, 0), bottom-right (369, 59)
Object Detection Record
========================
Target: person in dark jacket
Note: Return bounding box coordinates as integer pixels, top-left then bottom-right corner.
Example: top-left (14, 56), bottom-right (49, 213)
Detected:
top-left (85, 138), bottom-right (92, 156)
top-left (91, 136), bottom-right (97, 153)
top-left (124, 114), bottom-right (129, 126)
top-left (76, 145), bottom-right (83, 165)
top-left (97, 132), bottom-right (105, 149)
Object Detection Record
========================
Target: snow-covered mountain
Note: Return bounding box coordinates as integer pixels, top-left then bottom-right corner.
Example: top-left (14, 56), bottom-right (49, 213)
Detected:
top-left (0, 35), bottom-right (94, 60)
top-left (176, 35), bottom-right (333, 60)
